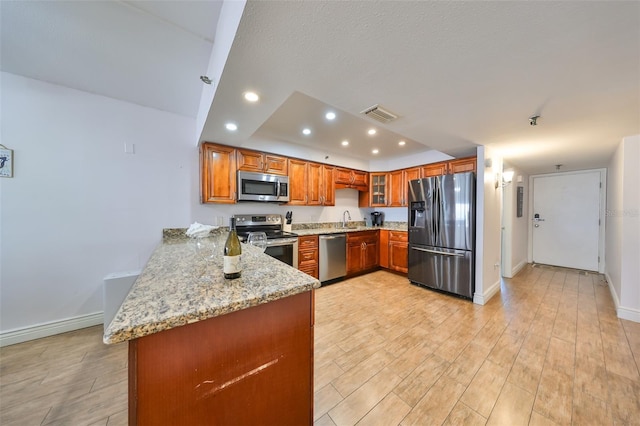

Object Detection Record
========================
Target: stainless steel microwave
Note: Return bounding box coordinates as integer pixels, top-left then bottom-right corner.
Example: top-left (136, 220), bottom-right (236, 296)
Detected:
top-left (237, 171), bottom-right (290, 202)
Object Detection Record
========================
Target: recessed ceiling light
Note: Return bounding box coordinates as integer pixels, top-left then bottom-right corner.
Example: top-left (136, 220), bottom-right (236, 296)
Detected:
top-left (243, 91), bottom-right (259, 102)
top-left (225, 122), bottom-right (238, 131)
top-left (302, 128), bottom-right (311, 135)
top-left (398, 140), bottom-right (406, 146)
top-left (372, 149), bottom-right (379, 154)
top-left (341, 140), bottom-right (349, 146)
top-left (368, 129), bottom-right (377, 135)
top-left (325, 112), bottom-right (336, 120)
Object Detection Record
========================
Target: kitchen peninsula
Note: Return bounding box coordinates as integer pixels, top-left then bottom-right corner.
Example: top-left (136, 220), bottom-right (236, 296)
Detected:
top-left (104, 230), bottom-right (320, 425)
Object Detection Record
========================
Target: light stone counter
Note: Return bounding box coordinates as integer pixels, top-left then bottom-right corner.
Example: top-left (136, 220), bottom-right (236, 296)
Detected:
top-left (103, 233), bottom-right (320, 344)
top-left (293, 222), bottom-right (408, 236)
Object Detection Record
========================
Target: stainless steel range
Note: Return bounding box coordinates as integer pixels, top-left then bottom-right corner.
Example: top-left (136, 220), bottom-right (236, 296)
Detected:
top-left (233, 214), bottom-right (298, 268)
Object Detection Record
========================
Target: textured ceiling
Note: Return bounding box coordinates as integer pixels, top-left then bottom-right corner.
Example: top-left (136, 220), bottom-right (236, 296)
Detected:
top-left (2, 1), bottom-right (638, 174)
top-left (202, 1), bottom-right (640, 173)
top-left (0, 0), bottom-right (222, 117)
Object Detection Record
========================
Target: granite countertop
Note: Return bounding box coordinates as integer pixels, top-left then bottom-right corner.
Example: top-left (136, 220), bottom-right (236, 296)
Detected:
top-left (293, 222), bottom-right (408, 236)
top-left (103, 233), bottom-right (320, 344)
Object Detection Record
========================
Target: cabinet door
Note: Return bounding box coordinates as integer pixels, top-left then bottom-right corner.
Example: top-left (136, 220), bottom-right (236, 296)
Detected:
top-left (236, 149), bottom-right (264, 173)
top-left (362, 240), bottom-right (379, 270)
top-left (200, 143), bottom-right (236, 204)
top-left (448, 157), bottom-right (477, 174)
top-left (306, 162), bottom-right (323, 206)
top-left (322, 166), bottom-right (335, 206)
top-left (401, 167), bottom-right (421, 207)
top-left (351, 170), bottom-right (368, 189)
top-left (388, 241), bottom-right (408, 273)
top-left (335, 168), bottom-right (367, 190)
top-left (335, 168), bottom-right (354, 185)
top-left (388, 231), bottom-right (408, 273)
top-left (346, 240), bottom-right (363, 274)
top-left (264, 154), bottom-right (288, 175)
top-left (421, 162), bottom-right (448, 177)
top-left (388, 170), bottom-right (404, 207)
top-left (288, 160), bottom-right (308, 205)
top-left (370, 173), bottom-right (388, 206)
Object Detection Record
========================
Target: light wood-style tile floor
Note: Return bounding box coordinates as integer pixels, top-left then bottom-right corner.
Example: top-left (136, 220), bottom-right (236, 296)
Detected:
top-left (2, 265), bottom-right (639, 425)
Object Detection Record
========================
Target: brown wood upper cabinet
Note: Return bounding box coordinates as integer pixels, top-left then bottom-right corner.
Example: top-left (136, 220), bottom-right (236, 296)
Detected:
top-left (421, 156), bottom-right (476, 177)
top-left (421, 161), bottom-right (448, 177)
top-left (288, 160), bottom-right (335, 206)
top-left (366, 167), bottom-right (420, 208)
top-left (237, 148), bottom-right (288, 175)
top-left (200, 142), bottom-right (237, 204)
top-left (369, 173), bottom-right (388, 207)
top-left (389, 167), bottom-right (420, 207)
top-left (335, 168), bottom-right (368, 190)
top-left (448, 157), bottom-right (477, 174)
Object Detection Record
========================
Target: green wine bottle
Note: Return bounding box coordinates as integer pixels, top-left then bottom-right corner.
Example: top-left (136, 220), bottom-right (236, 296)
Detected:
top-left (223, 218), bottom-right (242, 279)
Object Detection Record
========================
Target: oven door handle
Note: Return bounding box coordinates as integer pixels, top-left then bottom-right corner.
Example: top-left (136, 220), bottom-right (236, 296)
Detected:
top-left (266, 238), bottom-right (298, 247)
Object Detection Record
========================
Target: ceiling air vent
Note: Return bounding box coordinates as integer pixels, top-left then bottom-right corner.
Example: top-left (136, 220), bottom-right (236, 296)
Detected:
top-left (360, 104), bottom-right (398, 123)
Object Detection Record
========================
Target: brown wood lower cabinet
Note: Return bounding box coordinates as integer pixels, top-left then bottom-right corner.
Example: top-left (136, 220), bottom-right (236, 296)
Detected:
top-left (298, 235), bottom-right (319, 278)
top-left (388, 231), bottom-right (408, 273)
top-left (346, 231), bottom-right (379, 275)
top-left (128, 292), bottom-right (314, 425)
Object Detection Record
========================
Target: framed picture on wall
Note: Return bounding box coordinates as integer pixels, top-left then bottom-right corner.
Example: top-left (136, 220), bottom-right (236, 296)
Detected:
top-left (0, 145), bottom-right (13, 178)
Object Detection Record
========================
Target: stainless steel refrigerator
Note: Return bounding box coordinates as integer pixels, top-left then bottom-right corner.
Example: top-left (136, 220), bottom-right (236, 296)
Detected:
top-left (408, 172), bottom-right (476, 299)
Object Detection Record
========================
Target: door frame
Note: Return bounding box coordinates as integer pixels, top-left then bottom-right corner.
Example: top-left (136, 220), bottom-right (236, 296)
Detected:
top-left (527, 168), bottom-right (607, 273)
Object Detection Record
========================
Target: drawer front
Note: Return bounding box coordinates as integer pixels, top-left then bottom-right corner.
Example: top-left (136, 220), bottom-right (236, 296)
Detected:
top-left (389, 231), bottom-right (408, 242)
top-left (299, 264), bottom-right (318, 278)
top-left (298, 248), bottom-right (318, 265)
top-left (298, 235), bottom-right (319, 248)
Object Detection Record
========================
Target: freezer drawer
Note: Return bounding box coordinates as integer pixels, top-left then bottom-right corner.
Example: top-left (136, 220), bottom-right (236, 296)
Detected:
top-left (408, 244), bottom-right (474, 299)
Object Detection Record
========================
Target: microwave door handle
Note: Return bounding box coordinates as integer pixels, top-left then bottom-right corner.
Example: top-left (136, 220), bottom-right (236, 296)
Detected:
top-left (276, 182), bottom-right (280, 198)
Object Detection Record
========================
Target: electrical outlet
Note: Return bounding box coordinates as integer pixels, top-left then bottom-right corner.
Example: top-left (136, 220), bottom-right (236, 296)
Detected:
top-left (124, 143), bottom-right (135, 154)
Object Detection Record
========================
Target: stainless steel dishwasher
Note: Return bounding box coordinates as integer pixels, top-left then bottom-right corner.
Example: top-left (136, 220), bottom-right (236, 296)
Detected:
top-left (319, 234), bottom-right (346, 283)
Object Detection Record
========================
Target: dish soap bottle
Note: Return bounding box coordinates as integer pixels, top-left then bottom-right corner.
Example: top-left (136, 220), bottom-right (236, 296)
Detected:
top-left (223, 218), bottom-right (242, 279)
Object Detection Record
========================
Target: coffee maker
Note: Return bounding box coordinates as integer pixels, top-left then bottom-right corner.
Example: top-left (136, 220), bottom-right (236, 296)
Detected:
top-left (371, 211), bottom-right (384, 227)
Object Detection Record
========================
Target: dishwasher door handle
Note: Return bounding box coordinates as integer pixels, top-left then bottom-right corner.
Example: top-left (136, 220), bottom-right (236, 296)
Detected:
top-left (320, 234), bottom-right (346, 240)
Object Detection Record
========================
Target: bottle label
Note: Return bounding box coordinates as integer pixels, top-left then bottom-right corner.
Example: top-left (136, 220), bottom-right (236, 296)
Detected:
top-left (223, 255), bottom-right (241, 274)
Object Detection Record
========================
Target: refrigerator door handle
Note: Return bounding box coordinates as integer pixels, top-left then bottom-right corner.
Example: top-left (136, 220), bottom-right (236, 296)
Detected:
top-left (411, 247), bottom-right (465, 257)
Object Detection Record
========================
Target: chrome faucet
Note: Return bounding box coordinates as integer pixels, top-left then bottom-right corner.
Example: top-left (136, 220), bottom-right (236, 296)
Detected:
top-left (342, 210), bottom-right (351, 228)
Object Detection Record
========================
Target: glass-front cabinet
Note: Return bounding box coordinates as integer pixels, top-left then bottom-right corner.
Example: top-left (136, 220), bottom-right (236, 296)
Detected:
top-left (370, 173), bottom-right (388, 206)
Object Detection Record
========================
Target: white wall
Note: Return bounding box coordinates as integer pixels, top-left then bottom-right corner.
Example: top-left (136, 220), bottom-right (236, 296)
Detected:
top-left (369, 150), bottom-right (453, 172)
top-left (474, 145), bottom-right (503, 305)
top-left (606, 135), bottom-right (640, 322)
top-left (196, 1), bottom-right (246, 140)
top-left (191, 188), bottom-right (370, 227)
top-left (0, 72), bottom-right (194, 336)
top-left (502, 163), bottom-right (529, 278)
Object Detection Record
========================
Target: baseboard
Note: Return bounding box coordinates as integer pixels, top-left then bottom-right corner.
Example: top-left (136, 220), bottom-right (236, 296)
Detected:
top-left (0, 312), bottom-right (104, 347)
top-left (605, 272), bottom-right (621, 308)
top-left (604, 273), bottom-right (640, 323)
top-left (617, 306), bottom-right (640, 323)
top-left (511, 260), bottom-right (527, 277)
top-left (473, 279), bottom-right (501, 305)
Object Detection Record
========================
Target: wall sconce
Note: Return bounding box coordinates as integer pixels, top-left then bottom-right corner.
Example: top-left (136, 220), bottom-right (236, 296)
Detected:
top-left (495, 170), bottom-right (515, 189)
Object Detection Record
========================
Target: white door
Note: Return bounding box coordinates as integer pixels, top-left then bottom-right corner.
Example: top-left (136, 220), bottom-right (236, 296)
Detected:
top-left (531, 171), bottom-right (602, 271)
